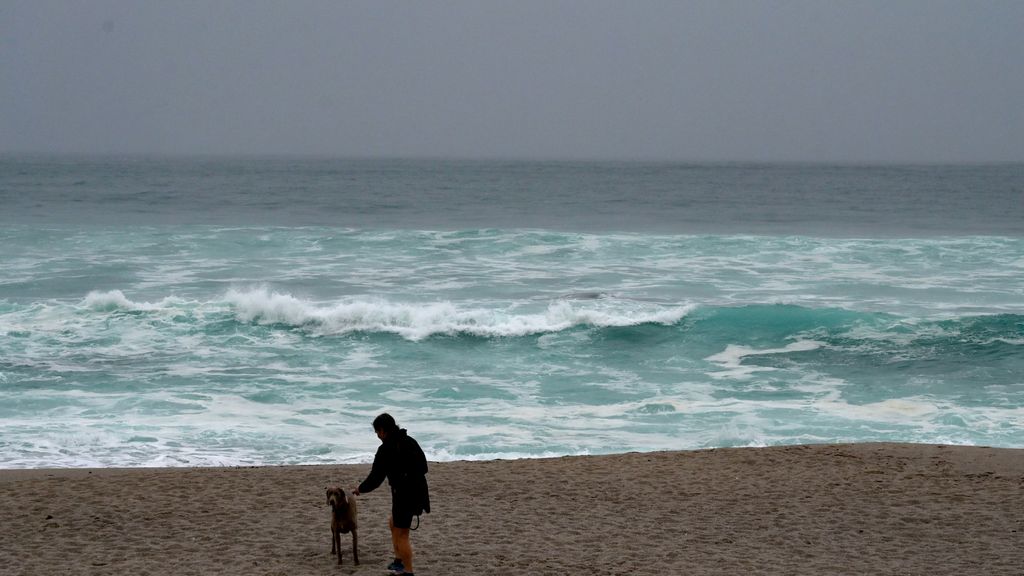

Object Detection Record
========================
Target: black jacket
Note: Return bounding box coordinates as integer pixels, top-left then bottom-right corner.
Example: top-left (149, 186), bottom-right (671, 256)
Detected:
top-left (358, 428), bottom-right (430, 514)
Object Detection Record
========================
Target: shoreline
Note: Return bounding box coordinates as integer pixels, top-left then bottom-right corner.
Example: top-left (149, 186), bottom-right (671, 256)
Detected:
top-left (3, 443), bottom-right (1023, 575)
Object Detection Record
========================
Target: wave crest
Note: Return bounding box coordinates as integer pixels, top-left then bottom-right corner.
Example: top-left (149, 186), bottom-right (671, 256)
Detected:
top-left (225, 288), bottom-right (692, 340)
top-left (83, 290), bottom-right (179, 312)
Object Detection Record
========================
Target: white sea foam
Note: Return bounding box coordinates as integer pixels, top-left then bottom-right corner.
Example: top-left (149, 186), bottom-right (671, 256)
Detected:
top-left (705, 340), bottom-right (824, 380)
top-left (83, 289), bottom-right (184, 312)
top-left (5, 388), bottom-right (1023, 468)
top-left (223, 287), bottom-right (693, 340)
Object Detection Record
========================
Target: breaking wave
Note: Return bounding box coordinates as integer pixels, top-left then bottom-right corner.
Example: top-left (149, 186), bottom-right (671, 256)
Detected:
top-left (224, 287), bottom-right (694, 340)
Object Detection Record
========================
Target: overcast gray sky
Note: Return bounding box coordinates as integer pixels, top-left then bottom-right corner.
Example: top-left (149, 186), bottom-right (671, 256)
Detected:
top-left (2, 1), bottom-right (1022, 162)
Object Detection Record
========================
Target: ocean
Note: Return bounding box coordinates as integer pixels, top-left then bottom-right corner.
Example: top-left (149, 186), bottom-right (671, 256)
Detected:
top-left (1, 156), bottom-right (1022, 468)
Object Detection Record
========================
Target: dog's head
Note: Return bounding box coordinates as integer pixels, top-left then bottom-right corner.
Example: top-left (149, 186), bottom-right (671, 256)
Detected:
top-left (326, 486), bottom-right (348, 508)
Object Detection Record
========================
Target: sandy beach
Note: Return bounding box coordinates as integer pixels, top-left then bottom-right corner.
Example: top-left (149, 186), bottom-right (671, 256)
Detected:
top-left (2, 443), bottom-right (1022, 575)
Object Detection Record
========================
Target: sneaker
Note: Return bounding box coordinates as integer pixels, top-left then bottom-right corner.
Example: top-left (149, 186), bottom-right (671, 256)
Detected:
top-left (386, 559), bottom-right (404, 573)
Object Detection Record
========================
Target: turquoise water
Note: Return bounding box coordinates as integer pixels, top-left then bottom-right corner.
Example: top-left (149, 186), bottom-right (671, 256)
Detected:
top-left (1, 158), bottom-right (1022, 467)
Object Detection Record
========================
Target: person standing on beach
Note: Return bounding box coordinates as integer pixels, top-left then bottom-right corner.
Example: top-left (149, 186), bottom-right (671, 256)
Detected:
top-left (353, 413), bottom-right (430, 576)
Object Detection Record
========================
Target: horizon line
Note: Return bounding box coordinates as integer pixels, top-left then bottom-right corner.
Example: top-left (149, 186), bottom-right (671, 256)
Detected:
top-left (2, 150), bottom-right (1023, 167)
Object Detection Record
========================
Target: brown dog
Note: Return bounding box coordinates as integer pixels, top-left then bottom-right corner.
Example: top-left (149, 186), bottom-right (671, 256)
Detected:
top-left (326, 486), bottom-right (359, 565)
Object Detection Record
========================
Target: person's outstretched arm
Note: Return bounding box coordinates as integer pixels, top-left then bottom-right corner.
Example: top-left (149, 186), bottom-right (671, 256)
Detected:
top-left (354, 446), bottom-right (387, 495)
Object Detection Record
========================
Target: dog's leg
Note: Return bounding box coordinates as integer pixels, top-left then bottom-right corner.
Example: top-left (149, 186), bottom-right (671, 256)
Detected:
top-left (351, 528), bottom-right (359, 565)
top-left (333, 528), bottom-right (342, 564)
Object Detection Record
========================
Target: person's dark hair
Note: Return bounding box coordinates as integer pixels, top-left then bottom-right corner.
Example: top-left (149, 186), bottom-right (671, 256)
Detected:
top-left (372, 412), bottom-right (399, 434)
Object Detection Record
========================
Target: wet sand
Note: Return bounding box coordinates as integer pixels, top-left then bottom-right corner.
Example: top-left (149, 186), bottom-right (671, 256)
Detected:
top-left (2, 443), bottom-right (1022, 575)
